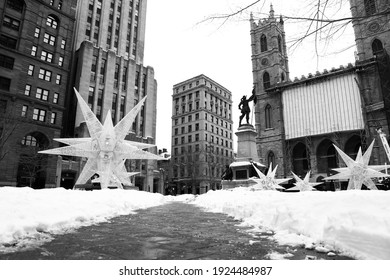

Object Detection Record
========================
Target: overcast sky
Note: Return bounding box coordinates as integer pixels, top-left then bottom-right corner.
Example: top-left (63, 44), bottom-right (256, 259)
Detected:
top-left (143, 0), bottom-right (356, 152)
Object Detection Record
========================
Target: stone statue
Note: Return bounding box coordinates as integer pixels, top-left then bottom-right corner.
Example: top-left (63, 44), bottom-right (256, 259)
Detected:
top-left (238, 87), bottom-right (257, 126)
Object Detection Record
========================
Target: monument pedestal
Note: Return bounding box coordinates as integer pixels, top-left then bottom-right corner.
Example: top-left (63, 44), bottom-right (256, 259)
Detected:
top-left (235, 124), bottom-right (259, 162)
top-left (222, 124), bottom-right (262, 189)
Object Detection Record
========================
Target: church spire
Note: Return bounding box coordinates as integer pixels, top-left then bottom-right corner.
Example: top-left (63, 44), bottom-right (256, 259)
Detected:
top-left (269, 3), bottom-right (275, 18)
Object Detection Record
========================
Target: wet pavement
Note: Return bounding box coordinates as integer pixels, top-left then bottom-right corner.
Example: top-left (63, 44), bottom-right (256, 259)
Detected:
top-left (0, 202), bottom-right (352, 260)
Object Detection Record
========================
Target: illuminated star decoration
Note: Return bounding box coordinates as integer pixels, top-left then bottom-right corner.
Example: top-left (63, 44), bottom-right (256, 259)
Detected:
top-left (249, 163), bottom-right (290, 190)
top-left (40, 88), bottom-right (163, 189)
top-left (325, 140), bottom-right (389, 190)
top-left (289, 171), bottom-right (321, 191)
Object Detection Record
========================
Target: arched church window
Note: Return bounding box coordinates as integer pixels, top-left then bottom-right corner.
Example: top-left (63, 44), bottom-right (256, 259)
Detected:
top-left (278, 35), bottom-right (282, 53)
top-left (265, 104), bottom-right (272, 128)
top-left (260, 34), bottom-right (267, 52)
top-left (364, 0), bottom-right (376, 16)
top-left (267, 151), bottom-right (275, 167)
top-left (281, 72), bottom-right (285, 82)
top-left (372, 39), bottom-right (383, 55)
top-left (263, 71), bottom-right (270, 89)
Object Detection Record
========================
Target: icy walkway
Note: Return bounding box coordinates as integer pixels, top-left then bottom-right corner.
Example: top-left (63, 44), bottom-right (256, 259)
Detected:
top-left (0, 202), bottom-right (351, 260)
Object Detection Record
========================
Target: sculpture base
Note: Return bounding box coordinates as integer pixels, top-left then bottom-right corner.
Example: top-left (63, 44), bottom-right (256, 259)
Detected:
top-left (235, 124), bottom-right (259, 162)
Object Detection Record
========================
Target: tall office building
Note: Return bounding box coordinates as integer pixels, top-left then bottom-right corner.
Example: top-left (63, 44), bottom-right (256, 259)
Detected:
top-left (63, 0), bottom-right (158, 191)
top-left (0, 0), bottom-right (77, 188)
top-left (171, 75), bottom-right (234, 194)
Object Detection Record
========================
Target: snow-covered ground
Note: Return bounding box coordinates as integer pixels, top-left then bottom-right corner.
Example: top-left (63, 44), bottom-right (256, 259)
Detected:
top-left (0, 187), bottom-right (389, 260)
top-left (191, 188), bottom-right (390, 260)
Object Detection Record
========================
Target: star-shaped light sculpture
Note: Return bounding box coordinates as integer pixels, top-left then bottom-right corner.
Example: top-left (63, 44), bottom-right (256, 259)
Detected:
top-left (325, 140), bottom-right (389, 190)
top-left (289, 171), bottom-right (322, 191)
top-left (40, 88), bottom-right (163, 189)
top-left (249, 162), bottom-right (290, 190)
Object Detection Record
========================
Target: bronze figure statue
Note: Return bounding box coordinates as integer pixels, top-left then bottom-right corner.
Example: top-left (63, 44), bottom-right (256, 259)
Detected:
top-left (238, 86), bottom-right (257, 126)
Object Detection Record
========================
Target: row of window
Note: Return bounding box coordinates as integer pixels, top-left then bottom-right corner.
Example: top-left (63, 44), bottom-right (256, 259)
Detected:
top-left (173, 113), bottom-right (233, 130)
top-left (173, 144), bottom-right (233, 157)
top-left (175, 79), bottom-right (231, 100)
top-left (175, 102), bottom-right (231, 119)
top-left (172, 164), bottom-right (230, 179)
top-left (259, 34), bottom-right (283, 53)
top-left (27, 64), bottom-right (62, 84)
top-left (174, 123), bottom-right (233, 140)
top-left (173, 134), bottom-right (232, 149)
top-left (49, 0), bottom-right (63, 11)
top-left (24, 84), bottom-right (59, 104)
top-left (21, 105), bottom-right (57, 124)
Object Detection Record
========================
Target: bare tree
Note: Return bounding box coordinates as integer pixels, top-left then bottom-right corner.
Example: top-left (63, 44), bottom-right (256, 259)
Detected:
top-left (0, 113), bottom-right (19, 163)
top-left (201, 0), bottom-right (390, 55)
top-left (17, 147), bottom-right (49, 188)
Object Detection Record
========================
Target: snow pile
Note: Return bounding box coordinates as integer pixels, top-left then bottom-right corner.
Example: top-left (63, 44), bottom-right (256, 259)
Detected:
top-left (192, 189), bottom-right (390, 260)
top-left (0, 187), bottom-right (167, 249)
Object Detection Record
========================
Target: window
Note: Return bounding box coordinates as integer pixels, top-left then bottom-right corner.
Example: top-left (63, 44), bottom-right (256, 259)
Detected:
top-left (24, 84), bottom-right (31, 96)
top-left (50, 112), bottom-right (57, 124)
top-left (33, 108), bottom-right (46, 122)
top-left (34, 28), bottom-right (40, 38)
top-left (372, 39), bottom-right (383, 55)
top-left (35, 88), bottom-right (49, 101)
top-left (0, 76), bottom-right (11, 91)
top-left (53, 92), bottom-right (59, 104)
top-left (3, 15), bottom-right (20, 30)
top-left (88, 86), bottom-right (94, 109)
top-left (40, 50), bottom-right (53, 62)
top-left (46, 15), bottom-right (58, 29)
top-left (43, 33), bottom-right (56, 46)
top-left (58, 0), bottom-right (63, 10)
top-left (61, 39), bottom-right (66, 49)
top-left (49, 0), bottom-right (54, 5)
top-left (263, 71), bottom-right (270, 89)
top-left (56, 74), bottom-right (62, 85)
top-left (364, 0), bottom-right (376, 16)
top-left (268, 151), bottom-right (275, 168)
top-left (21, 135), bottom-right (37, 146)
top-left (31, 46), bottom-right (37, 56)
top-left (58, 56), bottom-right (64, 67)
top-left (0, 54), bottom-right (14, 69)
top-left (28, 64), bottom-right (34, 76)
top-left (0, 34), bottom-right (17, 49)
top-left (260, 34), bottom-right (267, 52)
top-left (38, 68), bottom-right (52, 81)
top-left (6, 0), bottom-right (24, 12)
top-left (21, 105), bottom-right (28, 117)
top-left (265, 104), bottom-right (272, 128)
top-left (278, 35), bottom-right (282, 53)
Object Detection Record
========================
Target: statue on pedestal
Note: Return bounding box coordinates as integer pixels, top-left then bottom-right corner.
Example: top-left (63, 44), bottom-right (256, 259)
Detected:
top-left (238, 86), bottom-right (257, 126)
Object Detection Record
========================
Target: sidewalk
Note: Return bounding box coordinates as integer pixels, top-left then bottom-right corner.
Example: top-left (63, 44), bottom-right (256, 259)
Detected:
top-left (0, 202), bottom-right (352, 260)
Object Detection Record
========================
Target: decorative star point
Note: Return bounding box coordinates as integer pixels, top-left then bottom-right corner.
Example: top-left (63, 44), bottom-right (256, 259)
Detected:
top-left (40, 88), bottom-right (163, 190)
top-left (325, 140), bottom-right (389, 190)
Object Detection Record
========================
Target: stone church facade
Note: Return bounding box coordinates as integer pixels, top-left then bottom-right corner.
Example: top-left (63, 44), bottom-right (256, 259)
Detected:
top-left (251, 0), bottom-right (390, 188)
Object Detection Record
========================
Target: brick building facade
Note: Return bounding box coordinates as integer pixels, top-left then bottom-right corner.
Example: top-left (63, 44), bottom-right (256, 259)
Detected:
top-left (0, 0), bottom-right (76, 188)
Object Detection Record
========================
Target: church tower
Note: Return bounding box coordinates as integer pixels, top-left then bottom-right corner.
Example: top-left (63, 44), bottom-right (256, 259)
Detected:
top-left (350, 0), bottom-right (390, 61)
top-left (350, 0), bottom-right (390, 163)
top-left (250, 5), bottom-right (289, 173)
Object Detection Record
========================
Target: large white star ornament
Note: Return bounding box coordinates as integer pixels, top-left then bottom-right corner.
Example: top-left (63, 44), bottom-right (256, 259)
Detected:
top-left (325, 140), bottom-right (389, 190)
top-left (289, 171), bottom-right (322, 191)
top-left (40, 88), bottom-right (163, 189)
top-left (249, 163), bottom-right (290, 190)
